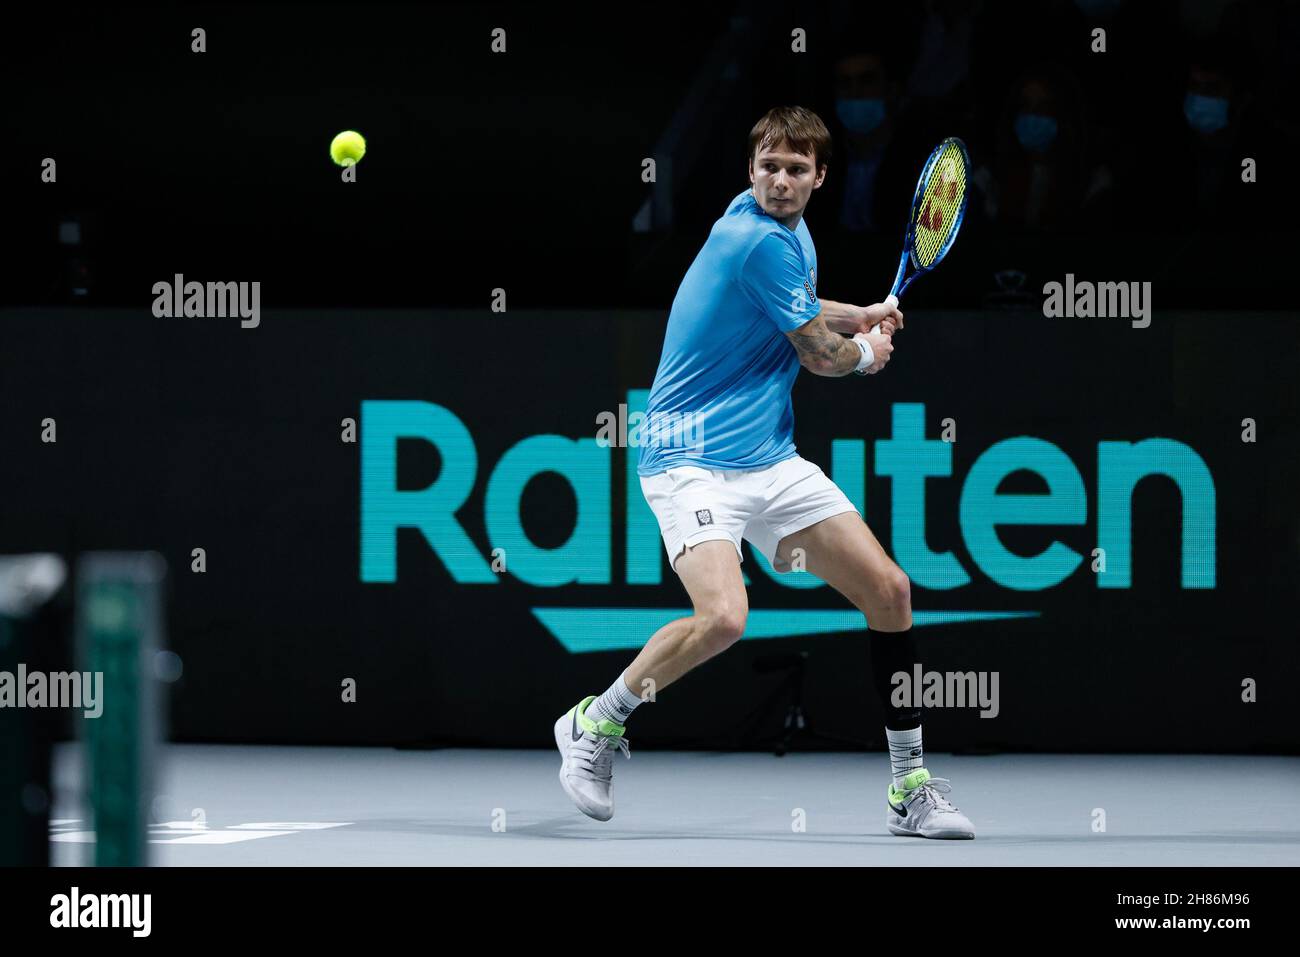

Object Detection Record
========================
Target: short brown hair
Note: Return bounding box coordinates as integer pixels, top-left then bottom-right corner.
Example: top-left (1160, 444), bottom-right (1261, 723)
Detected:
top-left (748, 106), bottom-right (832, 170)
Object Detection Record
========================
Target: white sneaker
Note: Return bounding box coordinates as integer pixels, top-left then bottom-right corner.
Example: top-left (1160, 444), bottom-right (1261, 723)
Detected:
top-left (553, 695), bottom-right (631, 822)
top-left (886, 768), bottom-right (976, 839)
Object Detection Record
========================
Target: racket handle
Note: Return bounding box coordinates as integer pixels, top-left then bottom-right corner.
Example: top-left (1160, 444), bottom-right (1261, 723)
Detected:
top-left (870, 293), bottom-right (901, 335)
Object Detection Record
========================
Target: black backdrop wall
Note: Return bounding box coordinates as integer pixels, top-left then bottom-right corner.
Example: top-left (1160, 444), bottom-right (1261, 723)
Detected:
top-left (4, 1), bottom-right (1299, 754)
top-left (3, 306), bottom-right (1296, 752)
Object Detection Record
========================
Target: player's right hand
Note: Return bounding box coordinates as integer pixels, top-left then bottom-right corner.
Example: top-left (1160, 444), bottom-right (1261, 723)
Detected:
top-left (863, 302), bottom-right (904, 335)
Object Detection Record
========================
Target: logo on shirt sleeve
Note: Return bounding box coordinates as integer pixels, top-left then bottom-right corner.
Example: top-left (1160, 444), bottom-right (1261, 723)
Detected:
top-left (803, 267), bottom-right (818, 305)
top-left (695, 509), bottom-right (714, 526)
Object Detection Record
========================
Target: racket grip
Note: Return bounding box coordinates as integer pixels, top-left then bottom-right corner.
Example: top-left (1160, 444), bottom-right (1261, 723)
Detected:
top-left (884, 294), bottom-right (899, 310)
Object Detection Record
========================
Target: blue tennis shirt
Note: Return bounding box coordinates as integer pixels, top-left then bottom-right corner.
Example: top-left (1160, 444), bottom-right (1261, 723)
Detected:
top-left (637, 189), bottom-right (819, 476)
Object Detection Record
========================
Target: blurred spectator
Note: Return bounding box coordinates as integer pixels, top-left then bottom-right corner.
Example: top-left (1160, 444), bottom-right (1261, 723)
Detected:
top-left (905, 0), bottom-right (981, 134)
top-left (1216, 0), bottom-right (1300, 138)
top-left (1155, 40), bottom-right (1279, 230)
top-left (830, 51), bottom-right (897, 231)
top-left (822, 40), bottom-right (928, 234)
top-left (972, 66), bottom-right (1113, 232)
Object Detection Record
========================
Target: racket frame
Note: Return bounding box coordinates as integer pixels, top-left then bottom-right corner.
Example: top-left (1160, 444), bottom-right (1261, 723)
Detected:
top-left (883, 136), bottom-right (971, 310)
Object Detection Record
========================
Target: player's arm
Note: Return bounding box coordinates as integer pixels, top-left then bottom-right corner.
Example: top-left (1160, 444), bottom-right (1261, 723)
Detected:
top-left (742, 234), bottom-right (892, 376)
top-left (818, 298), bottom-right (906, 336)
top-left (786, 311), bottom-right (893, 377)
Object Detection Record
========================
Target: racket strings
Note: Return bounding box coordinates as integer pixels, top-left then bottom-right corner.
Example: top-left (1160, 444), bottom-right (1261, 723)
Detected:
top-left (912, 141), bottom-right (968, 268)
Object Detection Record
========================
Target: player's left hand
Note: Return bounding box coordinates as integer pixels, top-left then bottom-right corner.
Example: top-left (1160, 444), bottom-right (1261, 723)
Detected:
top-left (861, 301), bottom-right (904, 336)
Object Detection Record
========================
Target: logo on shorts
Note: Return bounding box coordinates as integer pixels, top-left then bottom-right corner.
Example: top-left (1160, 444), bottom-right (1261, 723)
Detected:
top-left (695, 509), bottom-right (714, 527)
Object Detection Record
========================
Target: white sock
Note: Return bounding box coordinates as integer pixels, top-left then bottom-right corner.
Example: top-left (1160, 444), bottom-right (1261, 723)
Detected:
top-left (585, 671), bottom-right (643, 726)
top-left (886, 726), bottom-right (924, 788)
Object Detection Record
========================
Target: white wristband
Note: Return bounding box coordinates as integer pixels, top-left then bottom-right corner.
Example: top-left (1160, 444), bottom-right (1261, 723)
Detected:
top-left (852, 333), bottom-right (875, 375)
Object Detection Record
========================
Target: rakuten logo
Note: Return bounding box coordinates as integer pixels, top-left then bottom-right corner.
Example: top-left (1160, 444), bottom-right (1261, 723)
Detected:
top-left (359, 395), bottom-right (1215, 593)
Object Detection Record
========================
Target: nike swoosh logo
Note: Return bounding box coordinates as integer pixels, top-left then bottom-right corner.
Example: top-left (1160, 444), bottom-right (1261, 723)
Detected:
top-left (889, 800), bottom-right (908, 818)
top-left (532, 608), bottom-right (1041, 653)
top-left (571, 708), bottom-right (583, 742)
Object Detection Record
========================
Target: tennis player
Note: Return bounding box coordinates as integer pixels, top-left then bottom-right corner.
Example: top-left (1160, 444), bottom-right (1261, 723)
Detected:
top-left (555, 106), bottom-right (974, 839)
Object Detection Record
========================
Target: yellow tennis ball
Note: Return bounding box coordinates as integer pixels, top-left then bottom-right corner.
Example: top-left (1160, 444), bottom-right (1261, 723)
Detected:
top-left (329, 130), bottom-right (366, 167)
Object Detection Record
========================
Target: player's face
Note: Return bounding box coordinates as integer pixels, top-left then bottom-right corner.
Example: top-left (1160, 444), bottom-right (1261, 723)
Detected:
top-left (748, 141), bottom-right (825, 225)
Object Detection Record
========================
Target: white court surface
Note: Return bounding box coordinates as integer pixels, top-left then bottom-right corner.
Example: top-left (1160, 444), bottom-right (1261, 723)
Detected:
top-left (48, 744), bottom-right (1300, 866)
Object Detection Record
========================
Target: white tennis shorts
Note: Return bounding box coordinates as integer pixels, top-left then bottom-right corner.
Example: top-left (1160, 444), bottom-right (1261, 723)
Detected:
top-left (639, 455), bottom-right (859, 572)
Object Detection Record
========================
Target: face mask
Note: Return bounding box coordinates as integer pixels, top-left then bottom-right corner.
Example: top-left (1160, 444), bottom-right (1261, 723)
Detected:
top-left (1013, 113), bottom-right (1058, 152)
top-left (1184, 93), bottom-right (1229, 134)
top-left (836, 98), bottom-right (886, 135)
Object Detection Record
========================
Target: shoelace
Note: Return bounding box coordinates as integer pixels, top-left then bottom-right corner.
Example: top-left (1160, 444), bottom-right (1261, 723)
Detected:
top-left (573, 732), bottom-right (631, 783)
top-left (913, 776), bottom-right (960, 813)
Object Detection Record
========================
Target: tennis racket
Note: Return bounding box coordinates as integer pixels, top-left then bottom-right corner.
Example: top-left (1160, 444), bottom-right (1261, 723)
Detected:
top-left (871, 137), bottom-right (970, 332)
